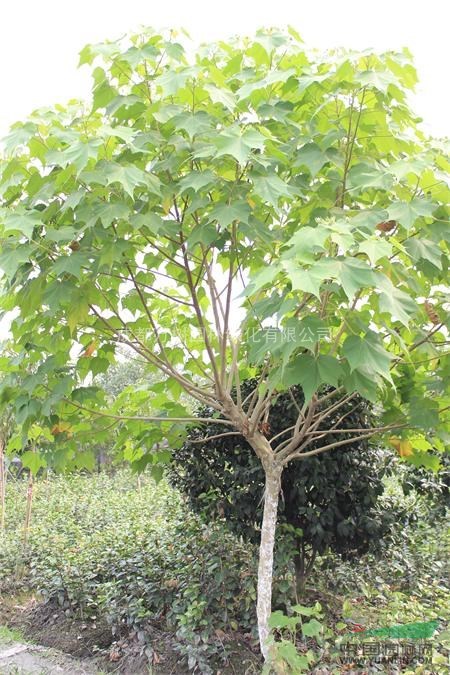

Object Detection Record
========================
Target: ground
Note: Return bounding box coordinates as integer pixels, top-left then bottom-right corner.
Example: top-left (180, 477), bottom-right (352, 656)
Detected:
top-left (0, 625), bottom-right (101, 675)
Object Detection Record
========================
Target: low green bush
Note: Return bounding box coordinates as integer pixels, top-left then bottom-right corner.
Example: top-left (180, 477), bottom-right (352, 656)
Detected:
top-left (0, 472), bottom-right (260, 672)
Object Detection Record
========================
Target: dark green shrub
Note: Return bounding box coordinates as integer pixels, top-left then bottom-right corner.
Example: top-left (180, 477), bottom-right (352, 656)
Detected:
top-left (170, 381), bottom-right (396, 593)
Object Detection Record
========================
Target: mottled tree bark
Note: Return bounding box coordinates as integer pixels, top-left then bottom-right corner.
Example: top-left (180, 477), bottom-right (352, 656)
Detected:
top-left (256, 463), bottom-right (282, 661)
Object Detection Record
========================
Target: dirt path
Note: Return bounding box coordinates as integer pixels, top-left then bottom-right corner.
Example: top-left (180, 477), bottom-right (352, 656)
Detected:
top-left (0, 635), bottom-right (102, 674)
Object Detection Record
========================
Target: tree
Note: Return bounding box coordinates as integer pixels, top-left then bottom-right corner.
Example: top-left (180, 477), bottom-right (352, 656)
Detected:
top-left (169, 381), bottom-right (397, 595)
top-left (0, 27), bottom-right (448, 661)
top-left (95, 355), bottom-right (149, 399)
top-left (399, 451), bottom-right (450, 517)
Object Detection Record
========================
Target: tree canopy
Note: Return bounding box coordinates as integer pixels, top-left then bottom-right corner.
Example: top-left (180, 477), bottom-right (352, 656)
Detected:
top-left (0, 28), bottom-right (448, 467)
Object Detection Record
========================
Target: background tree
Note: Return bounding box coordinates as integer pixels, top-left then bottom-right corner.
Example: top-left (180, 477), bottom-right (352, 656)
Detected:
top-left (95, 355), bottom-right (148, 399)
top-left (169, 381), bottom-right (398, 595)
top-left (94, 354), bottom-right (160, 469)
top-left (0, 28), bottom-right (448, 660)
top-left (398, 452), bottom-right (450, 518)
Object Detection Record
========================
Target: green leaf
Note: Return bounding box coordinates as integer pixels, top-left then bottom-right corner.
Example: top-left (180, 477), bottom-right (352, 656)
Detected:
top-left (268, 610), bottom-right (299, 629)
top-left (338, 258), bottom-right (376, 301)
top-left (295, 143), bottom-right (328, 176)
top-left (173, 111), bottom-right (213, 139)
top-left (154, 67), bottom-right (197, 95)
top-left (252, 174), bottom-right (296, 207)
top-left (405, 238), bottom-right (443, 270)
top-left (86, 201), bottom-right (130, 228)
top-left (130, 213), bottom-right (165, 233)
top-left (75, 450), bottom-right (96, 471)
top-left (178, 171), bottom-right (216, 193)
top-left (43, 280), bottom-right (73, 312)
top-left (389, 158), bottom-right (427, 180)
top-left (58, 139), bottom-right (101, 173)
top-left (187, 222), bottom-right (218, 247)
top-left (296, 73), bottom-right (327, 92)
top-left (328, 220), bottom-right (355, 252)
top-left (204, 84), bottom-right (236, 112)
top-left (284, 354), bottom-right (320, 400)
top-left (283, 258), bottom-right (337, 298)
top-left (344, 369), bottom-right (378, 402)
top-left (100, 124), bottom-right (137, 143)
top-left (209, 202), bottom-right (250, 228)
top-left (2, 122), bottom-right (37, 155)
top-left (292, 604), bottom-right (320, 617)
top-left (18, 276), bottom-right (45, 316)
top-left (302, 619), bottom-right (323, 638)
top-left (356, 69), bottom-right (398, 92)
top-left (359, 238), bottom-right (392, 264)
top-left (348, 163), bottom-right (393, 191)
top-left (284, 354), bottom-right (342, 401)
top-left (0, 244), bottom-right (34, 279)
top-left (387, 198), bottom-right (434, 230)
top-left (67, 293), bottom-right (90, 334)
top-left (52, 252), bottom-right (89, 280)
top-left (62, 190), bottom-right (85, 212)
top-left (285, 225), bottom-right (329, 263)
top-left (244, 265), bottom-right (281, 296)
top-left (92, 69), bottom-right (117, 111)
top-left (41, 376), bottom-right (73, 416)
top-left (283, 316), bottom-right (329, 351)
top-left (378, 276), bottom-right (417, 327)
top-left (45, 226), bottom-right (79, 243)
top-left (408, 397), bottom-right (440, 430)
top-left (276, 641), bottom-right (309, 669)
top-left (350, 208), bottom-right (389, 232)
top-left (21, 450), bottom-right (46, 475)
top-left (102, 163), bottom-right (161, 198)
top-left (213, 126), bottom-right (266, 164)
top-left (343, 332), bottom-right (393, 380)
top-left (316, 355), bottom-right (343, 387)
top-left (98, 239), bottom-right (131, 268)
top-left (236, 68), bottom-right (295, 100)
top-left (405, 451), bottom-right (442, 471)
top-left (1, 210), bottom-right (41, 238)
top-left (15, 396), bottom-right (40, 424)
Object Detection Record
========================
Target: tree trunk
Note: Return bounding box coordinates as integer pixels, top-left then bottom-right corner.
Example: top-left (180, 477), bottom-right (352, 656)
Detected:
top-left (23, 474), bottom-right (34, 546)
top-left (294, 546), bottom-right (317, 601)
top-left (293, 548), bottom-right (306, 602)
top-left (257, 463), bottom-right (282, 662)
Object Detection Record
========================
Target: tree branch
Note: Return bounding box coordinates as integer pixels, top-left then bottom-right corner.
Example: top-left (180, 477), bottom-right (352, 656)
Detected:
top-left (188, 431), bottom-right (243, 444)
top-left (283, 422), bottom-right (405, 464)
top-left (60, 395), bottom-right (236, 427)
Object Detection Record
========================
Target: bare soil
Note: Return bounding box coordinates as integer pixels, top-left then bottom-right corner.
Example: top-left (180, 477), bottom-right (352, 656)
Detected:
top-left (0, 595), bottom-right (261, 674)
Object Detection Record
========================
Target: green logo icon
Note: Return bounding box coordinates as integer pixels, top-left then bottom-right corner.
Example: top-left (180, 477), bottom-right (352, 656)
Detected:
top-left (359, 620), bottom-right (439, 640)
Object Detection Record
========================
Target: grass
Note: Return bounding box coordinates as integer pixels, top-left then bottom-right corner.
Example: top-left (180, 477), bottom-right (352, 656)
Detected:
top-left (0, 624), bottom-right (25, 643)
